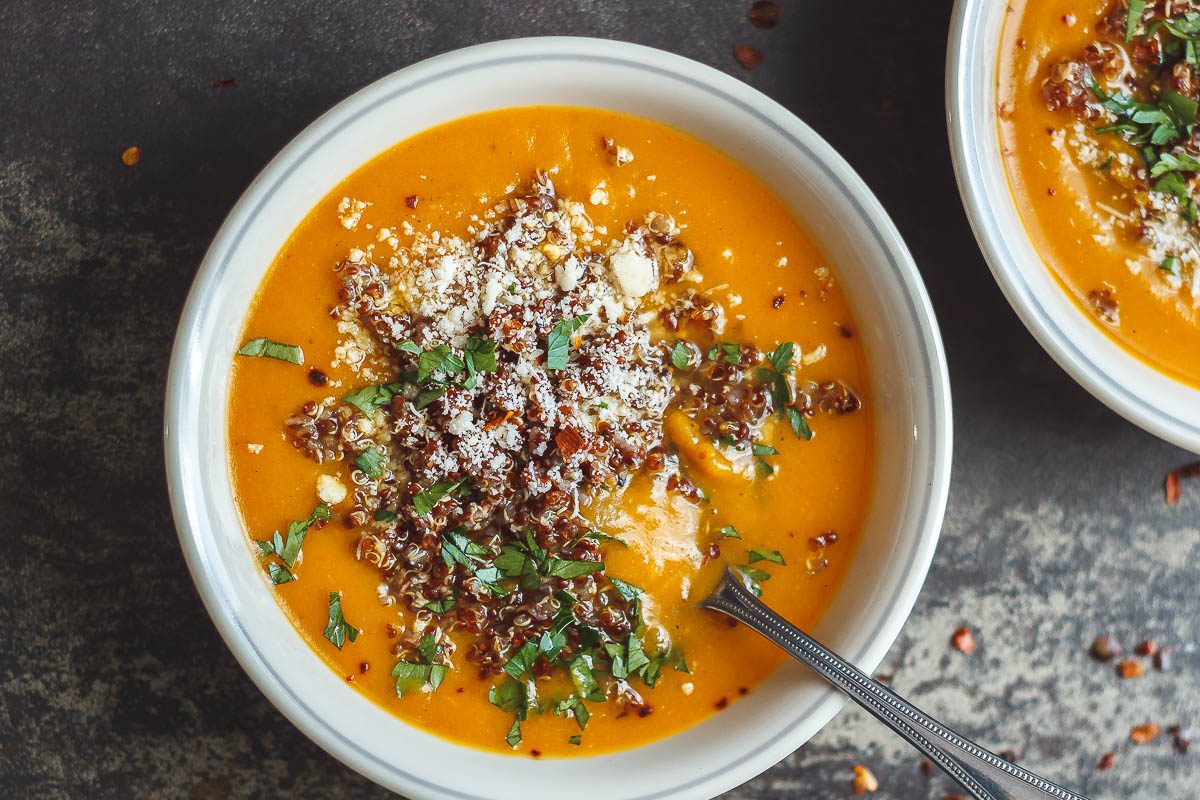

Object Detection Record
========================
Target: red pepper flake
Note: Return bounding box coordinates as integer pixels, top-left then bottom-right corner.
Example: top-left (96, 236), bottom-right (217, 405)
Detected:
top-left (837, 323), bottom-right (855, 338)
top-left (386, 624), bottom-right (398, 639)
top-left (748, 0), bottom-right (781, 29)
top-left (1117, 658), bottom-right (1145, 679)
top-left (772, 292), bottom-right (786, 309)
top-left (1047, 187), bottom-right (1057, 196)
top-left (1135, 639), bottom-right (1158, 657)
top-left (851, 764), bottom-right (879, 794)
top-left (1165, 462), bottom-right (1200, 505)
top-left (530, 749), bottom-right (542, 758)
top-left (919, 758), bottom-right (934, 778)
top-left (733, 44), bottom-right (764, 70)
top-left (210, 77), bottom-right (237, 89)
top-left (1129, 722), bottom-right (1160, 744)
top-left (555, 426), bottom-right (586, 458)
top-left (951, 626), bottom-right (975, 654)
top-left (638, 705), bottom-right (653, 717)
top-left (121, 146), bottom-right (141, 167)
top-left (359, 662), bottom-right (370, 674)
top-left (405, 194), bottom-right (420, 209)
top-left (484, 410), bottom-right (516, 431)
top-left (810, 531), bottom-right (839, 549)
top-left (345, 674), bottom-right (355, 683)
top-left (1096, 752), bottom-right (1116, 770)
top-left (308, 368), bottom-right (328, 387)
top-left (737, 686), bottom-right (748, 696)
top-left (715, 697), bottom-right (729, 709)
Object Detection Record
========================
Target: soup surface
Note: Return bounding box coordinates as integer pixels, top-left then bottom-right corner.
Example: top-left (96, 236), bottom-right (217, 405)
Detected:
top-left (1000, 0), bottom-right (1200, 386)
top-left (227, 106), bottom-right (872, 757)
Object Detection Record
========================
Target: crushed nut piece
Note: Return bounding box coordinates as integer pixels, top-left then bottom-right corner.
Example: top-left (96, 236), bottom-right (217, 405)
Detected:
top-left (1090, 635), bottom-right (1121, 662)
top-left (1169, 725), bottom-right (1193, 755)
top-left (1096, 752), bottom-right (1116, 770)
top-left (1135, 639), bottom-right (1158, 657)
top-left (601, 137), bottom-right (634, 166)
top-left (121, 146), bottom-right (141, 166)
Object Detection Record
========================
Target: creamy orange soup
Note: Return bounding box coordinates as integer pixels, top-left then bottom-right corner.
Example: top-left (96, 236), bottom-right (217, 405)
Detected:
top-left (1001, 0), bottom-right (1200, 386)
top-left (228, 107), bottom-right (872, 757)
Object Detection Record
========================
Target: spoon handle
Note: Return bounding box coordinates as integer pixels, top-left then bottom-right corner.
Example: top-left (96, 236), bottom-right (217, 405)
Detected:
top-left (700, 569), bottom-right (1090, 800)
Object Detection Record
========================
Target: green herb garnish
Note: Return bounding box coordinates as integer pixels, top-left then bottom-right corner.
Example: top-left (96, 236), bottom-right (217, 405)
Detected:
top-left (546, 314), bottom-right (591, 370)
top-left (414, 477), bottom-right (467, 517)
top-left (322, 591), bottom-right (360, 650)
top-left (237, 337), bottom-right (303, 365)
top-left (354, 447), bottom-right (386, 479)
top-left (669, 341), bottom-right (693, 369)
top-left (748, 548), bottom-right (786, 565)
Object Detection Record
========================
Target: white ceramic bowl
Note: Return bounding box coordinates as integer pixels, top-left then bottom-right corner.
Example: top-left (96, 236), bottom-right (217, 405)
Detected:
top-left (165, 37), bottom-right (951, 800)
top-left (948, 1), bottom-right (1200, 454)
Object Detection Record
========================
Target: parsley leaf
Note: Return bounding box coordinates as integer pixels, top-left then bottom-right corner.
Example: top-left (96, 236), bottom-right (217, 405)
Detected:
top-left (706, 342), bottom-right (741, 365)
top-left (748, 548), bottom-right (786, 565)
top-left (1126, 0), bottom-right (1146, 42)
top-left (786, 408), bottom-right (814, 441)
top-left (734, 564), bottom-right (772, 597)
top-left (323, 592), bottom-right (360, 650)
top-left (568, 654), bottom-right (605, 702)
top-left (343, 382), bottom-right (403, 415)
top-left (543, 558), bottom-right (602, 579)
top-left (353, 447), bottom-right (386, 479)
top-left (373, 508), bottom-right (397, 522)
top-left (669, 341), bottom-right (693, 369)
top-left (608, 577), bottom-right (642, 602)
top-left (751, 442), bottom-right (778, 456)
top-left (546, 314), bottom-right (591, 371)
top-left (417, 344), bottom-right (465, 383)
top-left (413, 478), bottom-right (467, 517)
top-left (266, 563), bottom-right (295, 585)
top-left (719, 525), bottom-right (741, 539)
top-left (768, 342), bottom-right (795, 373)
top-left (237, 337), bottom-right (303, 365)
top-left (1161, 254), bottom-right (1183, 275)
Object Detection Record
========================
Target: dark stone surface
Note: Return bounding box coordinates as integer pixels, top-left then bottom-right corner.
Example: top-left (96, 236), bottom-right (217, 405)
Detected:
top-left (1, 1), bottom-right (1197, 797)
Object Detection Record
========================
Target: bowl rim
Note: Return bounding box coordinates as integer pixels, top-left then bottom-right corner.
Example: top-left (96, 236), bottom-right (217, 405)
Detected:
top-left (947, 0), bottom-right (1200, 454)
top-left (165, 35), bottom-right (953, 799)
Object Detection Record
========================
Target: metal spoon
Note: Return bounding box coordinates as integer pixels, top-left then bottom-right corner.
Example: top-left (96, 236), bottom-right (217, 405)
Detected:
top-left (700, 568), bottom-right (1091, 800)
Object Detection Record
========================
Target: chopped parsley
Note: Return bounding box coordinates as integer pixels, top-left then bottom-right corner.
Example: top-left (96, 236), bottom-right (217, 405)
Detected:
top-left (256, 503), bottom-right (331, 577)
top-left (413, 477), bottom-right (468, 517)
top-left (343, 382), bottom-right (403, 415)
top-left (322, 591), bottom-right (360, 650)
top-left (718, 525), bottom-right (741, 539)
top-left (546, 313), bottom-right (591, 370)
top-left (392, 634), bottom-right (450, 696)
top-left (734, 564), bottom-right (772, 597)
top-left (237, 337), bottom-right (303, 365)
top-left (706, 341), bottom-right (741, 365)
top-left (353, 447), bottom-right (386, 479)
top-left (373, 508), bottom-right (397, 522)
top-left (748, 548), bottom-right (786, 565)
top-left (669, 341), bottom-right (693, 369)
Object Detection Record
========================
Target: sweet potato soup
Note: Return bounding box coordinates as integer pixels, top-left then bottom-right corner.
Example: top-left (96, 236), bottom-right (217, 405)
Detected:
top-left (227, 106), bottom-right (872, 756)
top-left (1001, 0), bottom-right (1200, 386)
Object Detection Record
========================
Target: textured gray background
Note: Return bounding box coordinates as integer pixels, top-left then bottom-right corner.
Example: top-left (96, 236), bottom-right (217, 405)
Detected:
top-left (2, 1), bottom-right (1197, 797)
